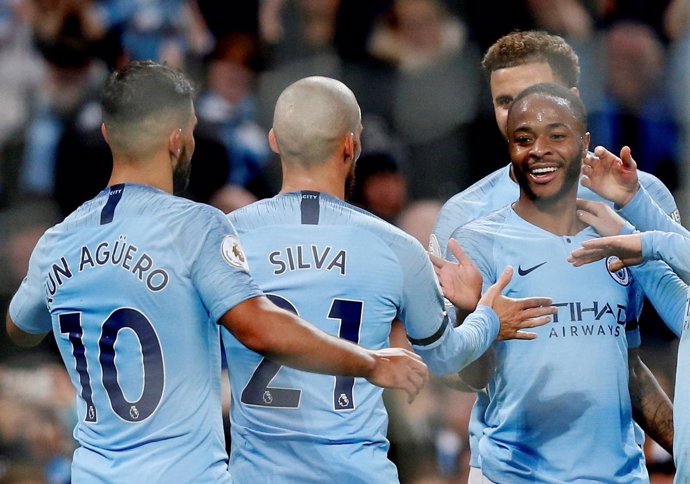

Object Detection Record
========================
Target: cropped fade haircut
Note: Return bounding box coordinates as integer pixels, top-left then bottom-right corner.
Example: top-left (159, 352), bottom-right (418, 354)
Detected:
top-left (101, 61), bottom-right (195, 134)
top-left (481, 30), bottom-right (580, 88)
top-left (510, 82), bottom-right (587, 130)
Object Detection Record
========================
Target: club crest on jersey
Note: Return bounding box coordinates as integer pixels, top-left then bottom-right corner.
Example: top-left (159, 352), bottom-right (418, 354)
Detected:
top-left (606, 256), bottom-right (630, 286)
top-left (221, 236), bottom-right (249, 272)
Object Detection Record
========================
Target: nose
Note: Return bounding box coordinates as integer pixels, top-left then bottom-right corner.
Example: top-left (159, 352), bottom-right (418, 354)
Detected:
top-left (529, 136), bottom-right (551, 158)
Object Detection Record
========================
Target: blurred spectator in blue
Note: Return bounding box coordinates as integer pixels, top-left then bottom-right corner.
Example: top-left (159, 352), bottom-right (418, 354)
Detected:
top-left (367, 0), bottom-right (482, 200)
top-left (598, 0), bottom-right (674, 44)
top-left (0, 0), bottom-right (44, 149)
top-left (9, 0), bottom-right (112, 216)
top-left (0, 0), bottom-right (44, 207)
top-left (90, 0), bottom-right (212, 73)
top-left (588, 20), bottom-right (681, 192)
top-left (664, 0), bottom-right (690, 217)
top-left (194, 35), bottom-right (274, 202)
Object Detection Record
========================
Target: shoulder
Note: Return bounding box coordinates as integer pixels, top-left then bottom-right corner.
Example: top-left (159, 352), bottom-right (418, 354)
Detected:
top-left (434, 165), bottom-right (514, 240)
top-left (322, 198), bottom-right (431, 266)
top-left (451, 205), bottom-right (511, 237)
top-left (343, 200), bottom-right (425, 252)
top-left (441, 165), bottom-right (511, 211)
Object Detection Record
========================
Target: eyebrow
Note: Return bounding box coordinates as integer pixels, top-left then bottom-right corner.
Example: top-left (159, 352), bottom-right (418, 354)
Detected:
top-left (495, 95), bottom-right (513, 105)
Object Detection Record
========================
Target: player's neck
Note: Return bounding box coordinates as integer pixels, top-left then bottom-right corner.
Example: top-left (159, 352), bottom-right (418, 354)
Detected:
top-left (108, 154), bottom-right (173, 193)
top-left (513, 192), bottom-right (586, 236)
top-left (279, 166), bottom-right (346, 200)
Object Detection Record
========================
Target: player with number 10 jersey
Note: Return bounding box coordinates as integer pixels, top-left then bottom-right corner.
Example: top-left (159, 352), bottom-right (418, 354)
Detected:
top-left (9, 184), bottom-right (262, 483)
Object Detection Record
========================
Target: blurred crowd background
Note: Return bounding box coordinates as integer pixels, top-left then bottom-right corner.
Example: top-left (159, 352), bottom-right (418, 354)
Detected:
top-left (0, 0), bottom-right (688, 482)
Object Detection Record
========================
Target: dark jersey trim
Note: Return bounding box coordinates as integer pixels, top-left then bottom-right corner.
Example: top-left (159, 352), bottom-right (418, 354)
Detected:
top-left (300, 191), bottom-right (320, 225)
top-left (408, 314), bottom-right (449, 346)
top-left (100, 184), bottom-right (125, 225)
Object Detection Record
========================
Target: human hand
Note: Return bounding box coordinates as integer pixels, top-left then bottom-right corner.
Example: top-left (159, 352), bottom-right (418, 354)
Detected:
top-left (367, 347), bottom-right (429, 403)
top-left (568, 234), bottom-right (643, 271)
top-left (429, 239), bottom-right (482, 311)
top-left (576, 199), bottom-right (627, 236)
top-left (480, 266), bottom-right (556, 340)
top-left (581, 146), bottom-right (639, 206)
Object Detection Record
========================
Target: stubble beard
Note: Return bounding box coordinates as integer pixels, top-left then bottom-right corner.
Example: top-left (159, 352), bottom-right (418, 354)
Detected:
top-left (173, 147), bottom-right (192, 195)
top-left (513, 154), bottom-right (583, 205)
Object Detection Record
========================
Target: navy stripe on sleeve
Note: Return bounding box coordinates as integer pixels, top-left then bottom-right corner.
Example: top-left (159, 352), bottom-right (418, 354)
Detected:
top-left (408, 314), bottom-right (450, 346)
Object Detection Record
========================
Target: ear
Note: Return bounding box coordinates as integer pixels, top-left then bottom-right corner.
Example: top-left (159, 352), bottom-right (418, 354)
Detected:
top-left (168, 128), bottom-right (182, 160)
top-left (343, 132), bottom-right (355, 162)
top-left (100, 123), bottom-right (110, 144)
top-left (570, 86), bottom-right (581, 98)
top-left (268, 129), bottom-right (280, 154)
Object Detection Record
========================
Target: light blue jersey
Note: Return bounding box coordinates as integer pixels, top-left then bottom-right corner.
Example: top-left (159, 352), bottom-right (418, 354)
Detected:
top-left (452, 206), bottom-right (647, 483)
top-left (431, 162), bottom-right (679, 470)
top-left (432, 163), bottom-right (679, 255)
top-left (9, 184), bottom-right (263, 484)
top-left (614, 186), bottom-right (690, 481)
top-left (224, 191), bottom-right (499, 484)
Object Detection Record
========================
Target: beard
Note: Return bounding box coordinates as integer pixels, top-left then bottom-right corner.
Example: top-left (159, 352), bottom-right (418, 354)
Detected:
top-left (345, 162), bottom-right (356, 199)
top-left (172, 147), bottom-right (192, 195)
top-left (513, 152), bottom-right (583, 203)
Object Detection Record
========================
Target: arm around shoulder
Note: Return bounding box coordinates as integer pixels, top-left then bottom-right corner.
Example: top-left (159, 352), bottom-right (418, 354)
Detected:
top-left (221, 295), bottom-right (429, 402)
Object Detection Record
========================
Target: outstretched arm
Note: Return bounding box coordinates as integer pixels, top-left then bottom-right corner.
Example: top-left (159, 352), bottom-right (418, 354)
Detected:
top-left (629, 348), bottom-right (674, 455)
top-left (430, 239), bottom-right (555, 340)
top-left (568, 234), bottom-right (644, 272)
top-left (581, 145), bottom-right (640, 207)
top-left (222, 296), bottom-right (429, 403)
top-left (429, 240), bottom-right (555, 391)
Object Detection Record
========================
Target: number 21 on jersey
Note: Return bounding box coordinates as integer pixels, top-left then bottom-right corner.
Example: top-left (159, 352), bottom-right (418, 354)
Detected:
top-left (240, 294), bottom-right (363, 411)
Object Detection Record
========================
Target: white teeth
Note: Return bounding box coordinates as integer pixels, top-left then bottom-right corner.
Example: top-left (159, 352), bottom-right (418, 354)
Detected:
top-left (532, 167), bottom-right (557, 174)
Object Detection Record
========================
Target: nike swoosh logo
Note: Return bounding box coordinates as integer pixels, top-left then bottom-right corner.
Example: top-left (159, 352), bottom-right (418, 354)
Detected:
top-left (517, 262), bottom-right (547, 276)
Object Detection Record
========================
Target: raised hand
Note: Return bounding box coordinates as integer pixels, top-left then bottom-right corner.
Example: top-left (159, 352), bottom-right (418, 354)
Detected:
top-left (481, 266), bottom-right (556, 341)
top-left (367, 347), bottom-right (429, 403)
top-left (581, 145), bottom-right (640, 206)
top-left (568, 234), bottom-right (643, 272)
top-left (428, 239), bottom-right (482, 311)
top-left (576, 199), bottom-right (627, 237)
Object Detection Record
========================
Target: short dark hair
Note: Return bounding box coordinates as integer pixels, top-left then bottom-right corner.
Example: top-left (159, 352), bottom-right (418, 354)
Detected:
top-left (510, 82), bottom-right (587, 129)
top-left (101, 61), bottom-right (195, 128)
top-left (481, 30), bottom-right (580, 88)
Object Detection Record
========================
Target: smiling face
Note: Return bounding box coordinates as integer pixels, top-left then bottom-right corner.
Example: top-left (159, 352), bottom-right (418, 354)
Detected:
top-left (508, 92), bottom-right (589, 203)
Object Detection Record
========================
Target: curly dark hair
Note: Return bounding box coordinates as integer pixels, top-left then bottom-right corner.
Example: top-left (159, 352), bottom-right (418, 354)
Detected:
top-left (481, 30), bottom-right (580, 88)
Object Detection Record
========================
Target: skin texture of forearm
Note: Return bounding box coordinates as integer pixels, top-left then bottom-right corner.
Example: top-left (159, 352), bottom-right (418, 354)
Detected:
top-left (628, 349), bottom-right (674, 455)
top-left (223, 296), bottom-right (376, 378)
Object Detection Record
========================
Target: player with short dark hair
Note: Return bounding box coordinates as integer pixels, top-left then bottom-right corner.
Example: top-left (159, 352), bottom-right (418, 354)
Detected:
top-left (5, 61), bottom-right (431, 483)
top-left (443, 82), bottom-right (648, 482)
top-left (431, 30), bottom-right (675, 482)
